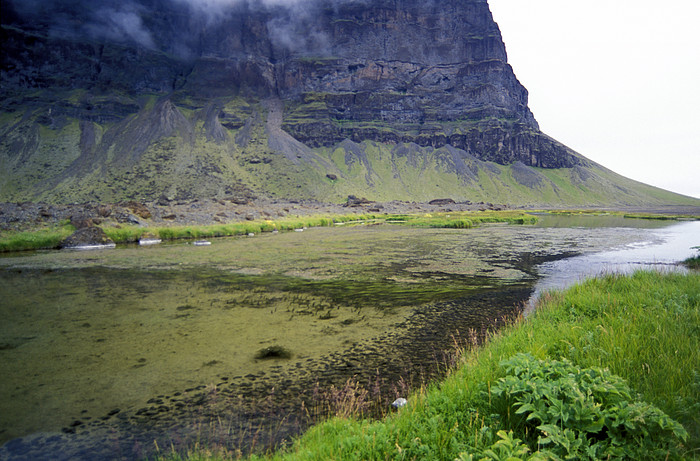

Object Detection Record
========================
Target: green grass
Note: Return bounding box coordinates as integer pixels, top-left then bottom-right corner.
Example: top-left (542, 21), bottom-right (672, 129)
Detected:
top-left (0, 223), bottom-right (75, 252)
top-left (385, 211), bottom-right (538, 228)
top-left (147, 214), bottom-right (384, 241)
top-left (0, 211), bottom-right (538, 251)
top-left (542, 209), bottom-right (699, 221)
top-left (153, 270), bottom-right (699, 460)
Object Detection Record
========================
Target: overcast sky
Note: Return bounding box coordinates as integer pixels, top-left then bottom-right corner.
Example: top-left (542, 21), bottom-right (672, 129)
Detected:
top-left (489, 0), bottom-right (700, 199)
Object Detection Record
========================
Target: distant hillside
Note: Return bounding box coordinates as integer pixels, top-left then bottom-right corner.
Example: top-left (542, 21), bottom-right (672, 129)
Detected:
top-left (1, 0), bottom-right (698, 207)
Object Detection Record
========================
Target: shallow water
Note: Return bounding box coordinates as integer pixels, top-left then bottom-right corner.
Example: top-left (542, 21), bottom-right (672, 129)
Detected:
top-left (530, 219), bottom-right (699, 304)
top-left (0, 218), bottom-right (697, 459)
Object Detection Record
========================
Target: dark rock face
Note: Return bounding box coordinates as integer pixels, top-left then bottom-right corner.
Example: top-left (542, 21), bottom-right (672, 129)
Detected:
top-left (0, 0), bottom-right (586, 204)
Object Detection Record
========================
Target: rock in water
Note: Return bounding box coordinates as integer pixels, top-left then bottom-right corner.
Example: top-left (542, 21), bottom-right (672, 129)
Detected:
top-left (60, 227), bottom-right (115, 250)
top-left (254, 346), bottom-right (293, 360)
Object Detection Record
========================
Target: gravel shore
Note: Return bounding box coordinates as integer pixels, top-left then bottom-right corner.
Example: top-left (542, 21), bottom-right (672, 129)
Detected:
top-left (1, 198), bottom-right (698, 233)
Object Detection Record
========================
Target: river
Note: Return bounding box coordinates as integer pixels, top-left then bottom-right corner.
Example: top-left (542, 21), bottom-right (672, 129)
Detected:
top-left (0, 214), bottom-right (697, 460)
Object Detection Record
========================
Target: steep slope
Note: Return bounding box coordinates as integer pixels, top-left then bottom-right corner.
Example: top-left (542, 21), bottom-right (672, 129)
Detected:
top-left (0, 0), bottom-right (697, 207)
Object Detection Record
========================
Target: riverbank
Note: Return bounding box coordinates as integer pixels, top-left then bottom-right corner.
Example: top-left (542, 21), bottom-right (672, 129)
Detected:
top-left (155, 270), bottom-right (699, 460)
top-left (0, 203), bottom-right (537, 252)
top-left (2, 196), bottom-right (698, 253)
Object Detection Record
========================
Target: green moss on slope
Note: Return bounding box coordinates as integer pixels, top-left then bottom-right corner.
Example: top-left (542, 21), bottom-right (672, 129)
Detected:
top-left (1, 96), bottom-right (698, 208)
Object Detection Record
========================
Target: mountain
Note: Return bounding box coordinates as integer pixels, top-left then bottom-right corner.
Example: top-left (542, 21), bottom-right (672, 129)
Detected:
top-left (1, 0), bottom-right (697, 207)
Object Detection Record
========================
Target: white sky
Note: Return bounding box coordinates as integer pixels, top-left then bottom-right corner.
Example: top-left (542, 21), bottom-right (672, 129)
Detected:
top-left (488, 0), bottom-right (700, 199)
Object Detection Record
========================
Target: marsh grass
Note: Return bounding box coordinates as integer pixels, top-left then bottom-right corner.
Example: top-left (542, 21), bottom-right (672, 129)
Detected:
top-left (544, 209), bottom-right (698, 221)
top-left (386, 211), bottom-right (537, 229)
top-left (0, 211), bottom-right (536, 251)
top-left (0, 223), bottom-right (74, 252)
top-left (686, 256), bottom-right (700, 270)
top-left (147, 214), bottom-right (383, 242)
top-left (150, 330), bottom-right (489, 461)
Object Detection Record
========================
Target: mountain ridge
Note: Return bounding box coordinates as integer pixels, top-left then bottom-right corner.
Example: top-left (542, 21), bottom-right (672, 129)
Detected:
top-left (1, 0), bottom-right (698, 207)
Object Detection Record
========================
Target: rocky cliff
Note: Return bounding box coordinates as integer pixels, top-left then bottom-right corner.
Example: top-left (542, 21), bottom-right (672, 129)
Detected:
top-left (0, 0), bottom-right (696, 206)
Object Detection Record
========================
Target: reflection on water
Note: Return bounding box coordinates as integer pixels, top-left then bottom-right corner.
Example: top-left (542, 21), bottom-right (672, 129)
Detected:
top-left (533, 213), bottom-right (681, 229)
top-left (532, 221), bottom-right (700, 301)
top-left (0, 217), bottom-right (698, 459)
top-left (530, 220), bottom-right (699, 305)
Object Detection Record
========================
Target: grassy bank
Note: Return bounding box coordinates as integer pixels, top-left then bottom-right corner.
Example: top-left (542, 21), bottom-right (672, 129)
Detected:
top-left (384, 211), bottom-right (538, 228)
top-left (0, 211), bottom-right (536, 252)
top-left (0, 222), bottom-right (75, 252)
top-left (157, 270), bottom-right (699, 460)
top-left (102, 213), bottom-right (387, 244)
top-left (686, 257), bottom-right (700, 270)
top-left (0, 214), bottom-right (384, 252)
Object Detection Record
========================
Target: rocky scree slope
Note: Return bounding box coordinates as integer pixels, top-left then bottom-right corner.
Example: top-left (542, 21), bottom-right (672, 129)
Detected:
top-left (0, 0), bottom-right (697, 207)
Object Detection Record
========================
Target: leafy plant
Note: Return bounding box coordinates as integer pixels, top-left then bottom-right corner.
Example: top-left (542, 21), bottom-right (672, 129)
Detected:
top-left (484, 353), bottom-right (688, 460)
top-left (456, 430), bottom-right (534, 461)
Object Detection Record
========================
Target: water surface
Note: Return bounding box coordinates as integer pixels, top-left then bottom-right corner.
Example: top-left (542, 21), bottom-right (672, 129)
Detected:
top-left (530, 219), bottom-right (698, 303)
top-left (1, 217), bottom-right (697, 459)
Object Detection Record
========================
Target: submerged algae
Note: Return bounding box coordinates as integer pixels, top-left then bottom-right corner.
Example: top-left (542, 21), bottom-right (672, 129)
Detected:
top-left (0, 220), bottom-right (684, 458)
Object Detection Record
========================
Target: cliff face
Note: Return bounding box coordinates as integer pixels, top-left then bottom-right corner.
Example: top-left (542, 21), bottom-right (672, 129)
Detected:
top-left (3, 0), bottom-right (690, 206)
